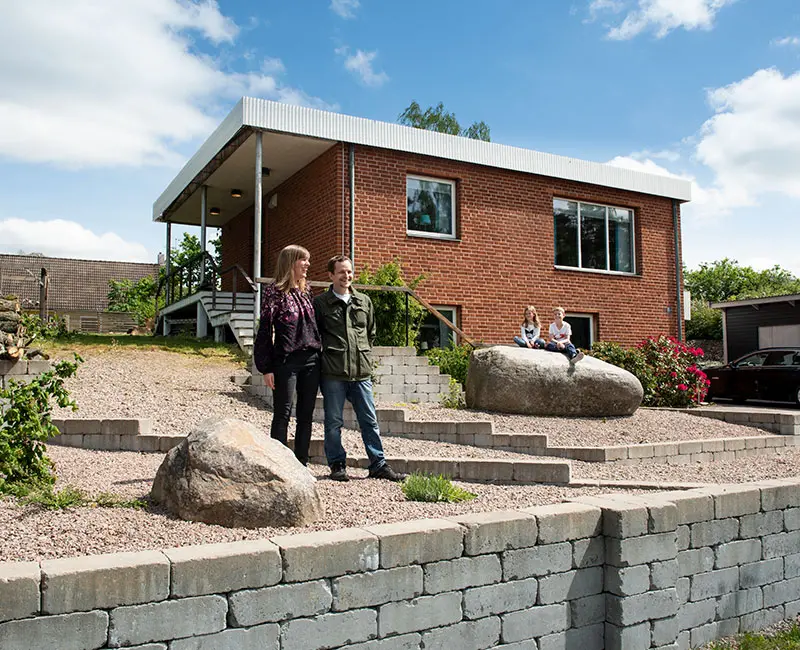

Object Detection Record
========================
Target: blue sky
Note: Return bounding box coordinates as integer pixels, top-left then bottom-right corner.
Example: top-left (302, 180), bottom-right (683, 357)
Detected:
top-left (1, 0), bottom-right (799, 276)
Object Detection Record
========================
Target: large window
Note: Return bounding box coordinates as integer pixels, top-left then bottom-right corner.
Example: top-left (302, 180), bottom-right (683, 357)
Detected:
top-left (554, 199), bottom-right (634, 273)
top-left (407, 176), bottom-right (456, 239)
top-left (418, 306), bottom-right (458, 350)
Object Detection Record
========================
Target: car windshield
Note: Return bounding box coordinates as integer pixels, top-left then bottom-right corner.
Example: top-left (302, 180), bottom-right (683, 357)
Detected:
top-left (736, 352), bottom-right (769, 367)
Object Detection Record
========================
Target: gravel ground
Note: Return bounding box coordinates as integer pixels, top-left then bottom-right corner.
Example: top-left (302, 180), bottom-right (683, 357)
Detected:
top-left (0, 347), bottom-right (796, 563)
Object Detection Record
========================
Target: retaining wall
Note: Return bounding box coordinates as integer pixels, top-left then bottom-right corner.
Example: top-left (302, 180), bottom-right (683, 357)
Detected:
top-left (2, 479), bottom-right (799, 649)
top-left (0, 359), bottom-right (52, 389)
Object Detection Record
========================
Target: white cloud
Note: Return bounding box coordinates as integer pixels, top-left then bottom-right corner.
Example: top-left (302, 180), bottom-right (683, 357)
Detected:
top-left (772, 36), bottom-right (800, 47)
top-left (0, 219), bottom-right (152, 262)
top-left (0, 0), bottom-right (332, 168)
top-left (330, 0), bottom-right (360, 19)
top-left (336, 47), bottom-right (389, 87)
top-left (588, 0), bottom-right (736, 40)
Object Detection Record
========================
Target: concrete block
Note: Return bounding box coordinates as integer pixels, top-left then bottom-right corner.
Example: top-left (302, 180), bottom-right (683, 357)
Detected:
top-left (690, 622), bottom-right (718, 648)
top-left (333, 566), bottom-right (422, 610)
top-left (101, 419), bottom-right (141, 436)
top-left (228, 580), bottom-right (331, 626)
top-left (763, 531), bottom-right (800, 559)
top-left (539, 624), bottom-right (604, 650)
top-left (424, 554), bottom-right (500, 594)
top-left (786, 552), bottom-right (800, 579)
top-left (763, 577), bottom-right (800, 607)
top-left (522, 503), bottom-right (601, 543)
top-left (740, 606), bottom-right (785, 632)
top-left (571, 496), bottom-right (647, 538)
top-left (739, 558), bottom-right (783, 588)
top-left (109, 595), bottom-right (227, 646)
top-left (282, 609), bottom-right (378, 650)
top-left (364, 518), bottom-right (463, 568)
top-left (678, 440), bottom-right (704, 455)
top-left (786, 599), bottom-right (800, 619)
top-left (740, 511), bottom-right (783, 539)
top-left (606, 588), bottom-right (678, 626)
top-left (604, 621), bottom-right (650, 650)
top-left (459, 459), bottom-right (515, 482)
top-left (699, 485), bottom-right (761, 518)
top-left (538, 567), bottom-right (603, 604)
top-left (271, 528), bottom-right (378, 581)
top-left (338, 633), bottom-right (421, 649)
top-left (690, 518), bottom-right (738, 548)
top-left (605, 565), bottom-right (650, 596)
top-left (606, 532), bottom-right (677, 567)
top-left (420, 617), bottom-right (501, 650)
top-left (170, 624), bottom-right (279, 650)
top-left (378, 592), bottom-right (461, 636)
top-left (717, 588), bottom-right (763, 618)
top-left (61, 418), bottom-right (101, 434)
top-left (759, 478), bottom-right (800, 511)
top-left (448, 510), bottom-right (537, 555)
top-left (715, 539), bottom-right (762, 569)
top-left (83, 433), bottom-right (121, 450)
top-left (502, 542), bottom-right (572, 580)
top-left (41, 550), bottom-right (169, 614)
top-left (573, 537), bottom-right (605, 568)
top-left (651, 560), bottom-right (679, 589)
top-left (628, 444), bottom-right (655, 459)
top-left (785, 507), bottom-right (800, 531)
top-left (690, 567), bottom-right (739, 601)
top-left (165, 539), bottom-right (281, 597)
top-left (676, 598), bottom-right (716, 631)
top-left (652, 617), bottom-right (679, 646)
top-left (677, 630), bottom-right (689, 650)
top-left (0, 611), bottom-right (108, 650)
top-left (0, 561), bottom-right (40, 622)
top-left (676, 577), bottom-right (690, 605)
top-left (464, 578), bottom-right (538, 619)
top-left (513, 460), bottom-right (570, 484)
top-left (501, 604), bottom-right (569, 643)
top-left (676, 526), bottom-right (690, 551)
top-left (717, 618), bottom-right (741, 639)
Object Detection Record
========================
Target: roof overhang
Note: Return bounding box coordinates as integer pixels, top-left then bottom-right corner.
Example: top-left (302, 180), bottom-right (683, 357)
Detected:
top-left (711, 294), bottom-right (800, 309)
top-left (154, 97), bottom-right (693, 226)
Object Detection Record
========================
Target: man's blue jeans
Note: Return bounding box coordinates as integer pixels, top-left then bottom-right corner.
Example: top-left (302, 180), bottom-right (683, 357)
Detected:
top-left (321, 377), bottom-right (386, 472)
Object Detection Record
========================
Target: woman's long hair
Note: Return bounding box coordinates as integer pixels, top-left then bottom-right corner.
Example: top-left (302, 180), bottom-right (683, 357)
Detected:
top-left (521, 305), bottom-right (540, 329)
top-left (274, 244), bottom-right (310, 292)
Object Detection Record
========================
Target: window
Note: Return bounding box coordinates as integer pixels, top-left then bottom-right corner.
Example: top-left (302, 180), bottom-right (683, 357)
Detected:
top-left (407, 176), bottom-right (456, 239)
top-left (418, 306), bottom-right (457, 350)
top-left (736, 352), bottom-right (769, 368)
top-left (554, 199), bottom-right (635, 273)
top-left (565, 313), bottom-right (594, 350)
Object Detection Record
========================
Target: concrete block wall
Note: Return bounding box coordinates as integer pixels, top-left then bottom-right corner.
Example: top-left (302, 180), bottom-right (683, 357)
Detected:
top-left (0, 359), bottom-right (52, 389)
top-left (2, 479), bottom-right (799, 649)
top-left (684, 408), bottom-right (800, 436)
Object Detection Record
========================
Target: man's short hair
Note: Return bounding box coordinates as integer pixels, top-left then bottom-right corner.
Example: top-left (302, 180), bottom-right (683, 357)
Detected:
top-left (327, 255), bottom-right (352, 274)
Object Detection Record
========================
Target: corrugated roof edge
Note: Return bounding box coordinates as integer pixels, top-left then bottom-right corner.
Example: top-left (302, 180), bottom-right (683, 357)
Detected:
top-left (153, 97), bottom-right (692, 221)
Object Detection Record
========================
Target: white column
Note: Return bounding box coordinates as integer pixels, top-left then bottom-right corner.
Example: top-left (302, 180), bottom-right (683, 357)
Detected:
top-left (253, 131), bottom-right (263, 327)
top-left (200, 185), bottom-right (208, 285)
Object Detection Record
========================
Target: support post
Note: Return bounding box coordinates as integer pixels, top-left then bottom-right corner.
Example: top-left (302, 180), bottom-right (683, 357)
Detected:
top-left (200, 185), bottom-right (207, 286)
top-left (39, 268), bottom-right (48, 321)
top-left (165, 222), bottom-right (172, 304)
top-left (253, 131), bottom-right (263, 327)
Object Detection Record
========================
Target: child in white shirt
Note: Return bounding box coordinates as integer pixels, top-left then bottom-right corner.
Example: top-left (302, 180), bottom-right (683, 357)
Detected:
top-left (513, 305), bottom-right (546, 349)
top-left (545, 306), bottom-right (584, 363)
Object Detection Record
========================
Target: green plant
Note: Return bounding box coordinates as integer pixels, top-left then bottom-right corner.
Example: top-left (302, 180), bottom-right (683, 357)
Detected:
top-left (357, 260), bottom-right (426, 347)
top-left (19, 313), bottom-right (71, 340)
top-left (21, 484), bottom-right (88, 509)
top-left (94, 491), bottom-right (147, 509)
top-left (0, 355), bottom-right (82, 493)
top-left (707, 622), bottom-right (800, 650)
top-left (401, 472), bottom-right (476, 503)
top-left (439, 377), bottom-right (466, 409)
top-left (107, 275), bottom-right (161, 327)
top-left (685, 299), bottom-right (723, 340)
top-left (426, 342), bottom-right (471, 387)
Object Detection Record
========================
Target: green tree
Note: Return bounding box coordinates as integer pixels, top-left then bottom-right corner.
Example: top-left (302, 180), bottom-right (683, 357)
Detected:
top-left (398, 101), bottom-right (491, 142)
top-left (107, 276), bottom-right (160, 327)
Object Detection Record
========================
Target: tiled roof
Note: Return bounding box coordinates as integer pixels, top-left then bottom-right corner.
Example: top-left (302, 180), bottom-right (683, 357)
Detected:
top-left (0, 254), bottom-right (160, 312)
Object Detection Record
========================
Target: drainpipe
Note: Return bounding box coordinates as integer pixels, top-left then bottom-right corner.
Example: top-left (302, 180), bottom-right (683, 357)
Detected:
top-left (254, 131), bottom-right (263, 327)
top-left (349, 143), bottom-right (355, 264)
top-left (673, 199), bottom-right (683, 341)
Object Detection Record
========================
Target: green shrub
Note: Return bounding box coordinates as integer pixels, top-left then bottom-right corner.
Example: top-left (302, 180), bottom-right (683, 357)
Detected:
top-left (107, 276), bottom-right (160, 328)
top-left (401, 472), bottom-right (476, 503)
top-left (0, 355), bottom-right (82, 493)
top-left (439, 377), bottom-right (466, 409)
top-left (357, 260), bottom-right (426, 347)
top-left (19, 313), bottom-right (71, 340)
top-left (685, 299), bottom-right (723, 340)
top-left (426, 342), bottom-right (471, 387)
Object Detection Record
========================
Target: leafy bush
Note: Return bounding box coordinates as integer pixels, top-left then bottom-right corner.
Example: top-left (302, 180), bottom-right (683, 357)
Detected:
top-left (439, 377), bottom-right (466, 409)
top-left (0, 355), bottom-right (82, 493)
top-left (401, 472), bottom-right (476, 503)
top-left (357, 260), bottom-right (426, 347)
top-left (19, 313), bottom-right (71, 340)
top-left (590, 335), bottom-right (709, 407)
top-left (426, 342), bottom-right (471, 387)
top-left (685, 300), bottom-right (723, 340)
top-left (108, 276), bottom-right (160, 328)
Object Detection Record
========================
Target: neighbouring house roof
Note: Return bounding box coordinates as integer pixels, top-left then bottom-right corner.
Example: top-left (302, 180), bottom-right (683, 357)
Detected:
top-left (710, 294), bottom-right (800, 309)
top-left (0, 254), bottom-right (160, 312)
top-left (153, 97), bottom-right (693, 226)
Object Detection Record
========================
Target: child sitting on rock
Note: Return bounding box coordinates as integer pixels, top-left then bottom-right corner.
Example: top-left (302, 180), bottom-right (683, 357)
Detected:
top-left (513, 305), bottom-right (547, 349)
top-left (545, 306), bottom-right (584, 364)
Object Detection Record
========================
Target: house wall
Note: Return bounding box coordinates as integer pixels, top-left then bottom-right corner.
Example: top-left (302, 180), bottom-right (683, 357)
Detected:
top-left (1, 480), bottom-right (798, 650)
top-left (725, 303), bottom-right (800, 361)
top-left (222, 143), bottom-right (683, 346)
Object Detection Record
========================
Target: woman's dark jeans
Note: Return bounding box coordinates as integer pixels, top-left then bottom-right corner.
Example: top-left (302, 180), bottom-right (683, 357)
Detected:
top-left (270, 349), bottom-right (320, 465)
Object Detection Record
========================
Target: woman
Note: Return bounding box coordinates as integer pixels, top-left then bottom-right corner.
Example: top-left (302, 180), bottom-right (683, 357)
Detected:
top-left (253, 245), bottom-right (321, 465)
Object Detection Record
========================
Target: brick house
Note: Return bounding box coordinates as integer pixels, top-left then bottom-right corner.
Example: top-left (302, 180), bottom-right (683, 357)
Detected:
top-left (153, 98), bottom-right (692, 349)
top-left (0, 254), bottom-right (160, 333)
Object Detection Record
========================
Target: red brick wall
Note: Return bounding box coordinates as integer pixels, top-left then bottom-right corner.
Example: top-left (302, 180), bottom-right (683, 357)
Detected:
top-left (222, 142), bottom-right (683, 347)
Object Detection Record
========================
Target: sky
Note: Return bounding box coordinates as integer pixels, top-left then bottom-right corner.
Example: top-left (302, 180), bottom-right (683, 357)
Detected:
top-left (0, 0), bottom-right (799, 276)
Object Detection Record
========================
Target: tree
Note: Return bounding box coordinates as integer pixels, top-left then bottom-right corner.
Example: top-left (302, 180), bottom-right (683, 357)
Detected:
top-left (398, 101), bottom-right (491, 142)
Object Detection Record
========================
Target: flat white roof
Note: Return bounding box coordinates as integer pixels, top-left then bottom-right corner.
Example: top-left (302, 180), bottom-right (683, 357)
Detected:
top-left (711, 294), bottom-right (800, 309)
top-left (154, 97), bottom-right (692, 220)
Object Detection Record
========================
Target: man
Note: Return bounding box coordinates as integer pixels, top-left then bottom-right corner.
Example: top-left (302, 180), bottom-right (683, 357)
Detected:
top-left (313, 255), bottom-right (404, 482)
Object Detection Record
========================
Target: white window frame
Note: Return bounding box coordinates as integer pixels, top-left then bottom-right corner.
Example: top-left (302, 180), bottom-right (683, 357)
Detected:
top-left (419, 305), bottom-right (459, 350)
top-left (553, 198), bottom-right (637, 275)
top-left (406, 175), bottom-right (457, 240)
top-left (565, 312), bottom-right (595, 348)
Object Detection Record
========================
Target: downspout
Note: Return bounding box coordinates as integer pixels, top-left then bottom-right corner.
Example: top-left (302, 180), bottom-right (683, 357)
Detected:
top-left (253, 131), bottom-right (263, 327)
top-left (673, 199), bottom-right (683, 341)
top-left (349, 143), bottom-right (355, 264)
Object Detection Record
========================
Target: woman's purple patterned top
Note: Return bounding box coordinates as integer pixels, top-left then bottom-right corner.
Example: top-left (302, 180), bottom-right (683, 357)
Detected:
top-left (253, 283), bottom-right (321, 374)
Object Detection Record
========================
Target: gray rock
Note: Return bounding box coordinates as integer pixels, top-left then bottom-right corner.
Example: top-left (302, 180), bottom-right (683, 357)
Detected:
top-left (151, 417), bottom-right (322, 528)
top-left (465, 346), bottom-right (642, 416)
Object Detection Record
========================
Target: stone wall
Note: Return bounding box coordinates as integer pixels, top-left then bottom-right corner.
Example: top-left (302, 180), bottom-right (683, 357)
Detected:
top-left (0, 358), bottom-right (52, 389)
top-left (2, 479), bottom-right (799, 649)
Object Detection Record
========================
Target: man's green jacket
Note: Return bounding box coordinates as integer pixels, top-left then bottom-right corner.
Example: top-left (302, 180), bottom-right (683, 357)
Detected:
top-left (313, 286), bottom-right (375, 381)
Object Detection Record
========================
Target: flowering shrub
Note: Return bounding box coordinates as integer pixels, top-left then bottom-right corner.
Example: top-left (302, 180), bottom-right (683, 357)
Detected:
top-left (591, 335), bottom-right (709, 408)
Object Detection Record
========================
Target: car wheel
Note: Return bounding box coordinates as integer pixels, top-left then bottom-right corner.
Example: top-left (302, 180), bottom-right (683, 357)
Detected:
top-left (795, 385), bottom-right (800, 407)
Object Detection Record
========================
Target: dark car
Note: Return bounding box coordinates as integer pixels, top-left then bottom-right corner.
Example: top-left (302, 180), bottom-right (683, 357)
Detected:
top-left (706, 347), bottom-right (800, 406)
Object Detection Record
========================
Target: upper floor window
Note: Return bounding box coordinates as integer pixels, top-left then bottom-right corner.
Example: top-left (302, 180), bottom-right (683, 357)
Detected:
top-left (407, 176), bottom-right (456, 239)
top-left (553, 198), bottom-right (635, 274)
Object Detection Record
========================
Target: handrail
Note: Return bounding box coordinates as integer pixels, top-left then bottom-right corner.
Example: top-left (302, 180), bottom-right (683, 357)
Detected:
top-left (255, 277), bottom-right (476, 348)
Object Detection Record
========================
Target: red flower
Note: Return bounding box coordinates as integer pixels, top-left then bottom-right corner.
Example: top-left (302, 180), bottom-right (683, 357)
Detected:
top-left (678, 384), bottom-right (688, 391)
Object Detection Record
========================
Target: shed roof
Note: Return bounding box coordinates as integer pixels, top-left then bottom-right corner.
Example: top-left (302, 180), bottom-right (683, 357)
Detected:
top-left (710, 294), bottom-right (800, 309)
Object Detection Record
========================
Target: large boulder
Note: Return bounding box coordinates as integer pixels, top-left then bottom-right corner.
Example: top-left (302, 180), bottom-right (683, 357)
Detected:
top-left (465, 346), bottom-right (642, 417)
top-left (151, 417), bottom-right (323, 528)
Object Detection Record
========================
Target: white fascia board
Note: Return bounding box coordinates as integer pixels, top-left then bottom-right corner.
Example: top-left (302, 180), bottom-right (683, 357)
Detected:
top-left (710, 294), bottom-right (800, 309)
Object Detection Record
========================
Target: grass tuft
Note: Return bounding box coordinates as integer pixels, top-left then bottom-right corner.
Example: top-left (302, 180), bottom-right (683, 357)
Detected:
top-left (93, 492), bottom-right (147, 510)
top-left (706, 623), bottom-right (800, 650)
top-left (401, 472), bottom-right (476, 503)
